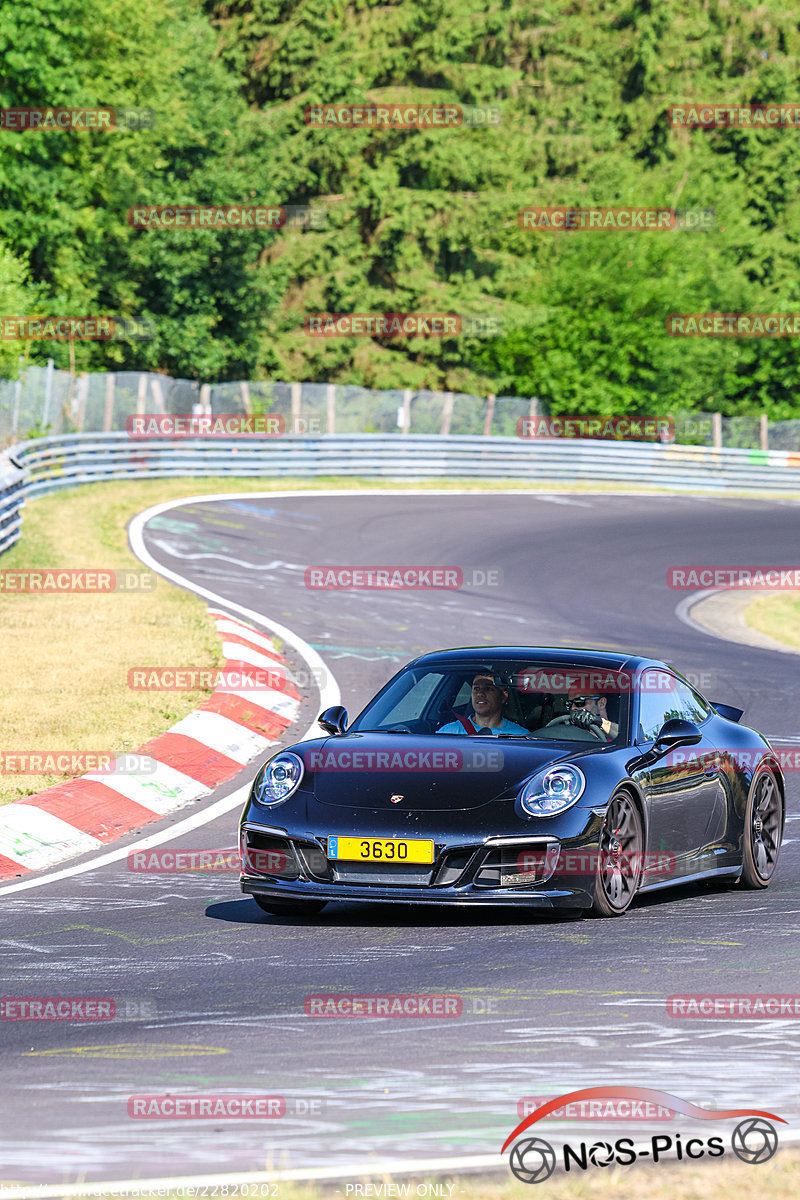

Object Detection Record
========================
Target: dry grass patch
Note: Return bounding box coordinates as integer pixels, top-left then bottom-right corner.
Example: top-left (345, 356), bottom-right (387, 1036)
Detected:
top-left (745, 591), bottom-right (800, 649)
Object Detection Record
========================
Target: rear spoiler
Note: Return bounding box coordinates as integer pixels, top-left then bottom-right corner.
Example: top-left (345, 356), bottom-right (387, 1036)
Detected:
top-left (711, 701), bottom-right (744, 723)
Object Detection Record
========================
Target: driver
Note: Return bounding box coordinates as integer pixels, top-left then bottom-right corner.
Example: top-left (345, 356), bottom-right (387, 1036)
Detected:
top-left (437, 673), bottom-right (529, 736)
top-left (567, 694), bottom-right (619, 740)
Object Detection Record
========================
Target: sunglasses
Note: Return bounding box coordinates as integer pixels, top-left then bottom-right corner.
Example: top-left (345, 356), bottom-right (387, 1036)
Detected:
top-left (568, 695), bottom-right (601, 707)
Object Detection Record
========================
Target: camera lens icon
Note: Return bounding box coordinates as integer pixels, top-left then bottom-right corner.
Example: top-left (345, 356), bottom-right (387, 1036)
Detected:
top-left (731, 1118), bottom-right (778, 1165)
top-left (509, 1137), bottom-right (556, 1184)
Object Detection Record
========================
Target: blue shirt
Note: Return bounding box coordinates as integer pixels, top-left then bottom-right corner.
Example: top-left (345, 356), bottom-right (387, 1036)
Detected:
top-left (436, 715), bottom-right (529, 737)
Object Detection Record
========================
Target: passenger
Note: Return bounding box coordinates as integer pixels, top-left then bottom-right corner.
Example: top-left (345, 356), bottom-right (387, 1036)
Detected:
top-left (437, 673), bottom-right (529, 736)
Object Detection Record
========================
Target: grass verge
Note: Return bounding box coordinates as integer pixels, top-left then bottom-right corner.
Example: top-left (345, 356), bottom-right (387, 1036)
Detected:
top-left (744, 592), bottom-right (800, 649)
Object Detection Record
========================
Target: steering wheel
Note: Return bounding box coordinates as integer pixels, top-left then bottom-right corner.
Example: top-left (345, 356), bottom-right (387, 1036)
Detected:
top-left (544, 714), bottom-right (607, 741)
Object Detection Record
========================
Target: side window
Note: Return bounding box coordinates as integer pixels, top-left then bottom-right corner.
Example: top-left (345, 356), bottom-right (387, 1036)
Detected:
top-left (638, 671), bottom-right (685, 741)
top-left (637, 671), bottom-right (710, 741)
top-left (672, 679), bottom-right (711, 724)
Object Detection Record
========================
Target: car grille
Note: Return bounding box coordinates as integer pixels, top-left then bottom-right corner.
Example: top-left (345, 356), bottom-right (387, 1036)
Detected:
top-left (331, 861), bottom-right (434, 887)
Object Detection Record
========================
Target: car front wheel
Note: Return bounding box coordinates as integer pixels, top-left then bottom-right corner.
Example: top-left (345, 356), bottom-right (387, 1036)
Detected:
top-left (589, 790), bottom-right (644, 918)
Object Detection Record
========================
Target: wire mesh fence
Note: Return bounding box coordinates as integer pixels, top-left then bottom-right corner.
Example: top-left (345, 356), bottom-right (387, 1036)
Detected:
top-left (0, 363), bottom-right (793, 449)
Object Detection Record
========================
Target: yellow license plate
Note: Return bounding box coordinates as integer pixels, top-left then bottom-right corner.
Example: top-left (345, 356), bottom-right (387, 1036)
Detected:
top-left (327, 836), bottom-right (434, 865)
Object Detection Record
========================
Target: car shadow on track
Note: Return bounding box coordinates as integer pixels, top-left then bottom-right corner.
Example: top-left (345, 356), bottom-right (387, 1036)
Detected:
top-left (205, 898), bottom-right (585, 927)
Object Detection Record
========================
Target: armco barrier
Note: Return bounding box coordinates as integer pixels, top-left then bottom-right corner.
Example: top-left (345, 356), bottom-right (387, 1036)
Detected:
top-left (0, 453), bottom-right (27, 554)
top-left (2, 432), bottom-right (800, 556)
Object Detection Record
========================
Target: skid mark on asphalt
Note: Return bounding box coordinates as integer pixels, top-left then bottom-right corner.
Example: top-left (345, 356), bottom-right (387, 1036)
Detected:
top-left (23, 1044), bottom-right (230, 1058)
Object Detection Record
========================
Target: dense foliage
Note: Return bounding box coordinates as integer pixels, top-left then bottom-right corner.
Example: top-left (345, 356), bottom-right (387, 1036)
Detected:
top-left (2, 0), bottom-right (800, 414)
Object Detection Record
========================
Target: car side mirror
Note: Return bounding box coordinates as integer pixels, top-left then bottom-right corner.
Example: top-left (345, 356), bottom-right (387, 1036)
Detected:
top-left (654, 718), bottom-right (702, 749)
top-left (318, 705), bottom-right (348, 735)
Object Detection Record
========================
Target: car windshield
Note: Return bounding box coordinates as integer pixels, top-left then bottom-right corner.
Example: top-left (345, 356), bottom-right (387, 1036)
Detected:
top-left (348, 660), bottom-right (630, 742)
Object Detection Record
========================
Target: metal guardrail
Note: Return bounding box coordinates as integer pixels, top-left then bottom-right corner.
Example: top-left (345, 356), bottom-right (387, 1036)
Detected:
top-left (0, 453), bottom-right (27, 555)
top-left (1, 428), bottom-right (799, 559)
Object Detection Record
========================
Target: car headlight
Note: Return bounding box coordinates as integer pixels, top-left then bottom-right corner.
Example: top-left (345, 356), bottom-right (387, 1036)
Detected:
top-left (519, 765), bottom-right (586, 817)
top-left (253, 752), bottom-right (304, 807)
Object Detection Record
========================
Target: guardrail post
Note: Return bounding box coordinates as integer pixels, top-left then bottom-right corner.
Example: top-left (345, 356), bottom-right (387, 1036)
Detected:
top-left (440, 391), bottom-right (454, 436)
top-left (326, 383), bottom-right (335, 434)
top-left (483, 393), bottom-right (496, 437)
top-left (712, 411), bottom-right (722, 449)
top-left (104, 374), bottom-right (115, 431)
top-left (760, 413), bottom-right (768, 451)
top-left (137, 373), bottom-right (147, 416)
top-left (402, 389), bottom-right (412, 434)
top-left (42, 358), bottom-right (54, 431)
top-left (291, 381), bottom-right (301, 434)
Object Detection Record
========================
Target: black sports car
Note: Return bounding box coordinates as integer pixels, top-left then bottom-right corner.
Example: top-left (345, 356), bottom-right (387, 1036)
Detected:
top-left (239, 647), bottom-right (784, 918)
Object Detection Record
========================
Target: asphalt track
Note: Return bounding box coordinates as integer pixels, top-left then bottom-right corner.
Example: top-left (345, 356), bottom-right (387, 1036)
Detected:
top-left (3, 490), bottom-right (800, 1185)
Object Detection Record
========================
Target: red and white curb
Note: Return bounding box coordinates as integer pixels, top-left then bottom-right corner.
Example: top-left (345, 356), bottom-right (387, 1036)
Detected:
top-left (0, 609), bottom-right (301, 879)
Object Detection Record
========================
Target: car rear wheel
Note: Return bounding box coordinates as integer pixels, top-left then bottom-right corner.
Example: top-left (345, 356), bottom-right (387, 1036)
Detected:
top-left (740, 766), bottom-right (783, 888)
top-left (252, 897), bottom-right (328, 916)
top-left (589, 790), bottom-right (644, 918)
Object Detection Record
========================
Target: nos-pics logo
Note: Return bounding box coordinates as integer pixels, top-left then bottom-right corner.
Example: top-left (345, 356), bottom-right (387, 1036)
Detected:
top-left (502, 1087), bottom-right (783, 1184)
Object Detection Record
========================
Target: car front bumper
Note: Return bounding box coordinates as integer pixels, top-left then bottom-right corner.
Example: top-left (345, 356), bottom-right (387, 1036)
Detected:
top-left (239, 820), bottom-right (597, 909)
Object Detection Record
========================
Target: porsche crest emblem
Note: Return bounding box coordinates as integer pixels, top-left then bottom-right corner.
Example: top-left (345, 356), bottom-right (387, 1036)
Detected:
top-left (389, 794), bottom-right (404, 804)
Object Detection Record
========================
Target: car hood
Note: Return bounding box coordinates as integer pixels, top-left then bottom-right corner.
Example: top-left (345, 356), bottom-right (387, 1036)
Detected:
top-left (302, 732), bottom-right (585, 811)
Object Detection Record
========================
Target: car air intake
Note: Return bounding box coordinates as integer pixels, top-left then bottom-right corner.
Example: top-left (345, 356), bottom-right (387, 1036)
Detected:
top-left (474, 844), bottom-right (559, 888)
top-left (242, 830), bottom-right (299, 880)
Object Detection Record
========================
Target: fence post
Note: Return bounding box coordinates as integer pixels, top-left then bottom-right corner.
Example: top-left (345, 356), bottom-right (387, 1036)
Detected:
top-left (440, 391), bottom-right (454, 436)
top-left (200, 383), bottom-right (211, 414)
top-left (42, 358), bottom-right (54, 431)
top-left (103, 374), bottom-right (115, 431)
top-left (760, 412), bottom-right (768, 452)
top-left (75, 373), bottom-right (89, 432)
top-left (326, 383), bottom-right (336, 434)
top-left (241, 381), bottom-right (251, 415)
top-left (137, 373), bottom-right (147, 416)
top-left (291, 381), bottom-right (301, 434)
top-left (12, 356), bottom-right (23, 439)
top-left (712, 411), bottom-right (722, 449)
top-left (528, 396), bottom-right (539, 419)
top-left (483, 393), bottom-right (496, 437)
top-left (402, 389), bottom-right (412, 434)
top-left (150, 376), bottom-right (165, 414)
